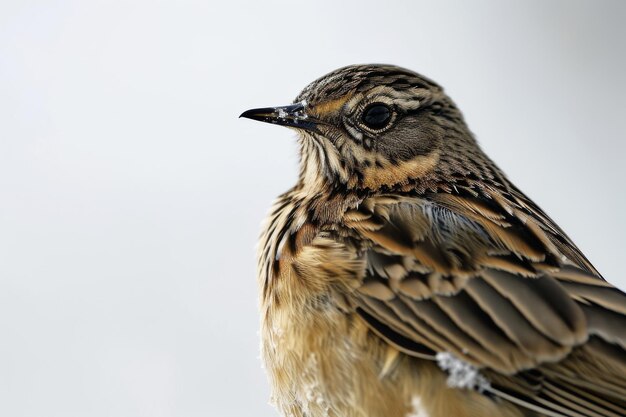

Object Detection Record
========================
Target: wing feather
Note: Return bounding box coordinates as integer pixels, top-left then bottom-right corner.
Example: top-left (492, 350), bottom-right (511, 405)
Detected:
top-left (342, 188), bottom-right (626, 417)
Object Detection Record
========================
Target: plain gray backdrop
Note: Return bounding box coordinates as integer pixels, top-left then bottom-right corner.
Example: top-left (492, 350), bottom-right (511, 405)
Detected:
top-left (1, 1), bottom-right (625, 416)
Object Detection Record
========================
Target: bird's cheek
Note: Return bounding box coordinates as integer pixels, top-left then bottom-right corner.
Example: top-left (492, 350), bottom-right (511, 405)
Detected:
top-left (358, 151), bottom-right (441, 190)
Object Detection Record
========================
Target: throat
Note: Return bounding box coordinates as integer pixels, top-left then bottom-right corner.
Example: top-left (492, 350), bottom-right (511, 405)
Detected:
top-left (298, 148), bottom-right (326, 192)
top-left (296, 136), bottom-right (348, 193)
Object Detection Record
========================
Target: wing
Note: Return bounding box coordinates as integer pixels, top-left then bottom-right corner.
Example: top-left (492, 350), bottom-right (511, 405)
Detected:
top-left (343, 184), bottom-right (626, 417)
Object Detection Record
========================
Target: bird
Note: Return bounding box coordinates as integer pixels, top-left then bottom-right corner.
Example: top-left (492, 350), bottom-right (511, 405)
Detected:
top-left (240, 64), bottom-right (626, 417)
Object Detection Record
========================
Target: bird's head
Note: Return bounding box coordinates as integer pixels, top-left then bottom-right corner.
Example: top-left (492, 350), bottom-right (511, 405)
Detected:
top-left (241, 64), bottom-right (483, 192)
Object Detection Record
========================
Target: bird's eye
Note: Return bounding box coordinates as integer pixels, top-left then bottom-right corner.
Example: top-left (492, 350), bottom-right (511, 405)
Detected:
top-left (361, 103), bottom-right (392, 131)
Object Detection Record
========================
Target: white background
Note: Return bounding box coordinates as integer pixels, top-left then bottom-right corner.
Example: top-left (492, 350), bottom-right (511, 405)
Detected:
top-left (1, 1), bottom-right (625, 416)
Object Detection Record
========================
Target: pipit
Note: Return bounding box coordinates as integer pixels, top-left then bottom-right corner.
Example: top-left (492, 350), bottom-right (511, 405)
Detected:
top-left (241, 65), bottom-right (626, 417)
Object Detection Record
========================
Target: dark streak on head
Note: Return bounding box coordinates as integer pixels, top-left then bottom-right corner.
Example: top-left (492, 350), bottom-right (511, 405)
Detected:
top-left (294, 64), bottom-right (441, 106)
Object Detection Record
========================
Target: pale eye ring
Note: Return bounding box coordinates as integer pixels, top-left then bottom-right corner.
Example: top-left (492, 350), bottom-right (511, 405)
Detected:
top-left (361, 103), bottom-right (393, 131)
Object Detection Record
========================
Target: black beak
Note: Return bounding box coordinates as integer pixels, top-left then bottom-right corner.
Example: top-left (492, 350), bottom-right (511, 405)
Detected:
top-left (240, 102), bottom-right (319, 132)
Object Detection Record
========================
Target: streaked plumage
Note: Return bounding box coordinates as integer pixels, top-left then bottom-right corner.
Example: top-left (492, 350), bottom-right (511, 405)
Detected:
top-left (241, 64), bottom-right (626, 417)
